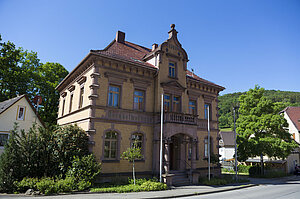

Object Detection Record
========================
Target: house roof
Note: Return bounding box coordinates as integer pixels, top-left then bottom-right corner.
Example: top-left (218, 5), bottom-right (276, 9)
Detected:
top-left (0, 95), bottom-right (25, 114)
top-left (282, 106), bottom-right (300, 131)
top-left (219, 131), bottom-right (235, 146)
top-left (0, 95), bottom-right (45, 127)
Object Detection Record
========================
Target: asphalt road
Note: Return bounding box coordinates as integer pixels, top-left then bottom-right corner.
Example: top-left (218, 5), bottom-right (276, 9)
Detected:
top-left (182, 178), bottom-right (300, 199)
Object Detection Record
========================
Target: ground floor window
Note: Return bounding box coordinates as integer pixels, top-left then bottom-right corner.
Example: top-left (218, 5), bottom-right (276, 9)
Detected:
top-left (0, 133), bottom-right (9, 147)
top-left (104, 131), bottom-right (118, 159)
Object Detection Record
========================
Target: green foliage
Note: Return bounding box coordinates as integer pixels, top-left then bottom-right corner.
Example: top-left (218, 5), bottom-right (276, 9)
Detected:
top-left (236, 86), bottom-right (298, 163)
top-left (90, 179), bottom-right (167, 193)
top-left (218, 89), bottom-right (300, 128)
top-left (77, 180), bottom-right (92, 191)
top-left (249, 166), bottom-right (261, 176)
top-left (14, 177), bottom-right (39, 193)
top-left (237, 165), bottom-right (251, 173)
top-left (54, 125), bottom-right (89, 175)
top-left (36, 177), bottom-right (57, 195)
top-left (0, 35), bottom-right (68, 125)
top-left (66, 154), bottom-right (101, 184)
top-left (0, 124), bottom-right (91, 193)
top-left (128, 177), bottom-right (158, 185)
top-left (55, 177), bottom-right (76, 193)
top-left (140, 181), bottom-right (168, 191)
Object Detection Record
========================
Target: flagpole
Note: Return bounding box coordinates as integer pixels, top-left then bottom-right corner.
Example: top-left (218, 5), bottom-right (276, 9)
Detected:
top-left (160, 93), bottom-right (164, 183)
top-left (208, 105), bottom-right (211, 181)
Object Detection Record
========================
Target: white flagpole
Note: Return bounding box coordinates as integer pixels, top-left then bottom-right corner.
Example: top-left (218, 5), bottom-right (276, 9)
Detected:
top-left (160, 93), bottom-right (164, 183)
top-left (208, 105), bottom-right (211, 181)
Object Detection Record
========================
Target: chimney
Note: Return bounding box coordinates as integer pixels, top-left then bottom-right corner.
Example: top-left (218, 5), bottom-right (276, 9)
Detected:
top-left (116, 31), bottom-right (125, 43)
top-left (152, 43), bottom-right (158, 51)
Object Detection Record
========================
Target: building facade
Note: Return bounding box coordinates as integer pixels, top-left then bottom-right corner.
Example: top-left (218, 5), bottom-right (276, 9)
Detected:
top-left (56, 25), bottom-right (224, 184)
top-left (0, 95), bottom-right (44, 155)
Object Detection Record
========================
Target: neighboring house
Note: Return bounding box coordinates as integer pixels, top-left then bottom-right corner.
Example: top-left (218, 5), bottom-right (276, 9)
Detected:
top-left (56, 24), bottom-right (225, 185)
top-left (219, 131), bottom-right (235, 162)
top-left (0, 95), bottom-right (44, 154)
top-left (280, 107), bottom-right (300, 173)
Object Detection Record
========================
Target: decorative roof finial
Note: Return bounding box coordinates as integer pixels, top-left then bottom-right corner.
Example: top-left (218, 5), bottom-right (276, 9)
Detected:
top-left (171, 24), bottom-right (175, 30)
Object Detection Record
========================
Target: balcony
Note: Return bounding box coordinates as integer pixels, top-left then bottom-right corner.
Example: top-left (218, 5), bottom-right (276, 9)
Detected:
top-left (161, 112), bottom-right (197, 125)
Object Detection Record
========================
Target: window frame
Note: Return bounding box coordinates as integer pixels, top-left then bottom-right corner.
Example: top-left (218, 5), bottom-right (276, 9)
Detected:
top-left (108, 85), bottom-right (121, 108)
top-left (204, 137), bottom-right (213, 158)
top-left (189, 100), bottom-right (197, 115)
top-left (172, 95), bottom-right (181, 112)
top-left (133, 90), bottom-right (145, 111)
top-left (78, 85), bottom-right (85, 109)
top-left (69, 92), bottom-right (74, 113)
top-left (164, 94), bottom-right (171, 112)
top-left (204, 103), bottom-right (212, 120)
top-left (168, 61), bottom-right (177, 78)
top-left (0, 133), bottom-right (9, 148)
top-left (16, 105), bottom-right (26, 121)
top-left (103, 131), bottom-right (119, 160)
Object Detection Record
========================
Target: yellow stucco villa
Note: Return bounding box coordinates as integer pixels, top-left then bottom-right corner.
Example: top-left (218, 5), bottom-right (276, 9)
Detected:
top-left (56, 24), bottom-right (225, 185)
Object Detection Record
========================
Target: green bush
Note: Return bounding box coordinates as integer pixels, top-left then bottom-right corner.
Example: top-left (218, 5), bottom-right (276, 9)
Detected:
top-left (14, 177), bottom-right (39, 192)
top-left (237, 165), bottom-right (251, 173)
top-left (128, 178), bottom-right (157, 185)
top-left (249, 166), bottom-right (261, 176)
top-left (77, 180), bottom-right (92, 191)
top-left (36, 178), bottom-right (57, 195)
top-left (140, 181), bottom-right (168, 191)
top-left (66, 154), bottom-right (101, 184)
top-left (55, 177), bottom-right (76, 193)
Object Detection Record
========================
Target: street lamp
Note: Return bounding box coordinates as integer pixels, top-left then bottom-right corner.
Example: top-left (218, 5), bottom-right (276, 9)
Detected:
top-left (233, 106), bottom-right (239, 182)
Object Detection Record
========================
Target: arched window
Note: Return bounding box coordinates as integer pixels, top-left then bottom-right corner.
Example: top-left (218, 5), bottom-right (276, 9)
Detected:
top-left (104, 131), bottom-right (118, 159)
top-left (131, 133), bottom-right (143, 149)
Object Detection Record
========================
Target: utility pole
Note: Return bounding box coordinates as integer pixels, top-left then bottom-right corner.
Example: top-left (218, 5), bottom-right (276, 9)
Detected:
top-left (160, 93), bottom-right (164, 183)
top-left (208, 105), bottom-right (211, 181)
top-left (233, 107), bottom-right (238, 182)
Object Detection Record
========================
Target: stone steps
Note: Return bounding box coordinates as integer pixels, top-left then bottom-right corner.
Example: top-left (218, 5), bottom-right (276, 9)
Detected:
top-left (170, 171), bottom-right (191, 186)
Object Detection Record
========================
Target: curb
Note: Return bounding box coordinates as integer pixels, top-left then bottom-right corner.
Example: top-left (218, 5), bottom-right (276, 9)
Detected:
top-left (140, 184), bottom-right (258, 199)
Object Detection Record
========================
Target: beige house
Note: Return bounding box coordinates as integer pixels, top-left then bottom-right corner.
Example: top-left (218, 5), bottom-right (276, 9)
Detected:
top-left (0, 95), bottom-right (44, 154)
top-left (56, 24), bottom-right (225, 185)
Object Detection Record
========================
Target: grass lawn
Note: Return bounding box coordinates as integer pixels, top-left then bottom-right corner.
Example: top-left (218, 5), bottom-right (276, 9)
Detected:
top-left (220, 128), bottom-right (232, 132)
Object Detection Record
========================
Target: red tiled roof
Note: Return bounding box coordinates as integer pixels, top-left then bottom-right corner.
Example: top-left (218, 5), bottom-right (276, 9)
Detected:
top-left (284, 107), bottom-right (300, 131)
top-left (92, 39), bottom-right (224, 90)
top-left (91, 41), bottom-right (157, 69)
top-left (186, 70), bottom-right (224, 89)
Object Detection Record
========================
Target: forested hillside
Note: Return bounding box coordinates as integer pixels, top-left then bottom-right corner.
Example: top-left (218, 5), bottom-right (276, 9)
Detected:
top-left (218, 90), bottom-right (300, 129)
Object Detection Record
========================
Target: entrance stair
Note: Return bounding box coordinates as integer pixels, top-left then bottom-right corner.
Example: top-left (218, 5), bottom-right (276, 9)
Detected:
top-left (170, 171), bottom-right (190, 186)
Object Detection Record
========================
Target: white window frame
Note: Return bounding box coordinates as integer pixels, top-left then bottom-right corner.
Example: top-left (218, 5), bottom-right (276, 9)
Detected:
top-left (16, 105), bottom-right (26, 121)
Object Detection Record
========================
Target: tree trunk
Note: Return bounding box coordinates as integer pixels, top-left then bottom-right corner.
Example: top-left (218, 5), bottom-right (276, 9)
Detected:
top-left (260, 154), bottom-right (264, 176)
top-left (133, 159), bottom-right (136, 185)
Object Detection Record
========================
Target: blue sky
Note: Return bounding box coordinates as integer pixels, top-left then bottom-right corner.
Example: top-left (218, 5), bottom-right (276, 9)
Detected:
top-left (1, 0), bottom-right (299, 95)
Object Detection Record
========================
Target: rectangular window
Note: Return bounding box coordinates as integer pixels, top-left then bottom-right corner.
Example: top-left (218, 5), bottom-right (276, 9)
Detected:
top-left (204, 138), bottom-right (213, 157)
top-left (134, 90), bottom-right (144, 111)
top-left (104, 131), bottom-right (118, 159)
top-left (168, 62), bottom-right (176, 78)
top-left (17, 106), bottom-right (26, 121)
top-left (189, 100), bottom-right (196, 115)
top-left (79, 87), bottom-right (84, 108)
top-left (173, 96), bottom-right (180, 112)
top-left (164, 94), bottom-right (171, 112)
top-left (0, 133), bottom-right (9, 147)
top-left (108, 85), bottom-right (120, 107)
top-left (69, 93), bottom-right (73, 113)
top-left (62, 98), bottom-right (66, 116)
top-left (204, 104), bottom-right (211, 120)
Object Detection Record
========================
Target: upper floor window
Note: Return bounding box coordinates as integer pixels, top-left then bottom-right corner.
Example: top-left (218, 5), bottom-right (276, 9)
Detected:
top-left (61, 98), bottom-right (66, 116)
top-left (17, 106), bottom-right (26, 120)
top-left (108, 85), bottom-right (120, 107)
top-left (164, 94), bottom-right (171, 111)
top-left (169, 62), bottom-right (176, 78)
top-left (134, 90), bottom-right (144, 111)
top-left (189, 100), bottom-right (196, 115)
top-left (0, 133), bottom-right (9, 147)
top-left (173, 96), bottom-right (180, 112)
top-left (69, 93), bottom-right (73, 113)
top-left (104, 131), bottom-right (118, 159)
top-left (204, 103), bottom-right (211, 120)
top-left (79, 86), bottom-right (84, 109)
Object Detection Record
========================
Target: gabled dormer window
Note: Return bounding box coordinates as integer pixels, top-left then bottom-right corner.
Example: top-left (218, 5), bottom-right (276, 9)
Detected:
top-left (169, 62), bottom-right (176, 78)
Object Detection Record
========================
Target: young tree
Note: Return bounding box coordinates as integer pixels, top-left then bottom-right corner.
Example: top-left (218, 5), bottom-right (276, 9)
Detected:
top-left (236, 86), bottom-right (298, 174)
top-left (121, 142), bottom-right (143, 185)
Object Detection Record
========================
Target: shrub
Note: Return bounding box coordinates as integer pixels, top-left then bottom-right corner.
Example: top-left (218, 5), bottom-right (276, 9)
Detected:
top-left (66, 154), bottom-right (101, 184)
top-left (14, 177), bottom-right (39, 192)
top-left (237, 165), bottom-right (251, 173)
top-left (55, 177), bottom-right (76, 193)
top-left (36, 178), bottom-right (57, 195)
top-left (140, 181), bottom-right (168, 191)
top-left (249, 166), bottom-right (261, 176)
top-left (77, 180), bottom-right (92, 191)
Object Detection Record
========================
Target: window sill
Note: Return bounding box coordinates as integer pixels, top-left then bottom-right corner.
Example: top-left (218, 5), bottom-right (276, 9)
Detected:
top-left (168, 76), bottom-right (178, 80)
top-left (102, 159), bottom-right (120, 163)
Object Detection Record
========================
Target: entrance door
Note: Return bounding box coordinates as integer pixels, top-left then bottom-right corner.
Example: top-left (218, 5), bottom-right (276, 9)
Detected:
top-left (169, 135), bottom-right (180, 170)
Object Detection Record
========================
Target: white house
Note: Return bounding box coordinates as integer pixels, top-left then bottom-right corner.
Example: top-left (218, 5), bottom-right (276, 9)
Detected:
top-left (219, 131), bottom-right (235, 162)
top-left (0, 95), bottom-right (44, 154)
